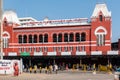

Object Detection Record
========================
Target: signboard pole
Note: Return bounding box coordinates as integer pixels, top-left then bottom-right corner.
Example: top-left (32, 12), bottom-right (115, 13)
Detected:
top-left (20, 58), bottom-right (23, 73)
top-left (0, 0), bottom-right (3, 60)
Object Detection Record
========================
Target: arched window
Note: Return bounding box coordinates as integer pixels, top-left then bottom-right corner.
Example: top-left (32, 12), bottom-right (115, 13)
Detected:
top-left (39, 34), bottom-right (43, 43)
top-left (81, 32), bottom-right (86, 41)
top-left (64, 33), bottom-right (68, 42)
top-left (18, 35), bottom-right (22, 43)
top-left (29, 35), bottom-right (32, 43)
top-left (53, 34), bottom-right (57, 42)
top-left (69, 33), bottom-right (74, 42)
top-left (23, 35), bottom-right (27, 43)
top-left (95, 26), bottom-right (107, 46)
top-left (58, 33), bottom-right (62, 42)
top-left (44, 34), bottom-right (48, 43)
top-left (34, 35), bottom-right (37, 43)
top-left (75, 33), bottom-right (80, 42)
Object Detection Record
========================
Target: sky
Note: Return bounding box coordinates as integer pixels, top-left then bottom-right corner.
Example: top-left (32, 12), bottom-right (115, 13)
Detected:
top-left (3, 0), bottom-right (120, 42)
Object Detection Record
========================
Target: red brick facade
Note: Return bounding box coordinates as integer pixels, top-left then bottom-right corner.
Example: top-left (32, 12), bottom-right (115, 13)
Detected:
top-left (2, 3), bottom-right (112, 57)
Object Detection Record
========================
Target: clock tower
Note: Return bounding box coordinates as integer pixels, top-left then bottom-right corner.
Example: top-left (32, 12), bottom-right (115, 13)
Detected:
top-left (91, 3), bottom-right (112, 54)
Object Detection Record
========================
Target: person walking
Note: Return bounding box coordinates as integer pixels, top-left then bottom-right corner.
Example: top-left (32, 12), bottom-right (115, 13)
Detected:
top-left (29, 66), bottom-right (32, 73)
top-left (39, 67), bottom-right (42, 73)
top-left (45, 66), bottom-right (48, 74)
top-left (49, 65), bottom-right (53, 74)
top-left (54, 64), bottom-right (58, 74)
top-left (34, 65), bottom-right (37, 73)
top-left (14, 62), bottom-right (19, 76)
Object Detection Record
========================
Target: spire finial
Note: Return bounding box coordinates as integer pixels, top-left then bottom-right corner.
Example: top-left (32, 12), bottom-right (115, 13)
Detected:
top-left (96, 0), bottom-right (106, 4)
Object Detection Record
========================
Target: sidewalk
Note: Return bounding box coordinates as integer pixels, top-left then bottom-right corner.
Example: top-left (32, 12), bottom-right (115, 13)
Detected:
top-left (0, 70), bottom-right (114, 80)
top-left (0, 73), bottom-right (48, 80)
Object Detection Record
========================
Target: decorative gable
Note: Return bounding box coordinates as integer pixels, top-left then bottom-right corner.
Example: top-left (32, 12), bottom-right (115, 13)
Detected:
top-left (91, 3), bottom-right (111, 18)
top-left (2, 10), bottom-right (20, 26)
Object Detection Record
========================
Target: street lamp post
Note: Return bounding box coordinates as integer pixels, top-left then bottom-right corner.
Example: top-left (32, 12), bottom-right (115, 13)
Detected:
top-left (0, 0), bottom-right (3, 60)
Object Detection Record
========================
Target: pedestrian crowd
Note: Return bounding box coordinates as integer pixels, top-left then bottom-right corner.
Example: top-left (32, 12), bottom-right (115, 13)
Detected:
top-left (24, 64), bottom-right (58, 74)
top-left (22, 63), bottom-right (116, 75)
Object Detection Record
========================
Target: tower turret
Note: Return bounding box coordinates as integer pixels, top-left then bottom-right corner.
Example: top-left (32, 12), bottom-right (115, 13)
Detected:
top-left (91, 3), bottom-right (112, 53)
top-left (2, 10), bottom-right (20, 26)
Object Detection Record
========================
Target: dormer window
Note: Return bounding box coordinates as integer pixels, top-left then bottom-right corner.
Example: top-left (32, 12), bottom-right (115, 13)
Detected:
top-left (99, 15), bottom-right (103, 22)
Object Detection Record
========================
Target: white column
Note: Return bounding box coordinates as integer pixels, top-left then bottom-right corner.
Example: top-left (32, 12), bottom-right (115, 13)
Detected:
top-left (68, 35), bottom-right (69, 42)
top-left (3, 38), bottom-right (5, 48)
top-left (5, 38), bottom-right (7, 48)
top-left (0, 0), bottom-right (3, 59)
top-left (32, 36), bottom-right (34, 43)
top-left (80, 34), bottom-right (81, 42)
top-left (99, 35), bottom-right (100, 46)
top-left (20, 58), bottom-right (23, 73)
top-left (43, 36), bottom-right (44, 43)
top-left (22, 36), bottom-right (23, 43)
top-left (57, 35), bottom-right (58, 43)
top-left (101, 34), bottom-right (103, 46)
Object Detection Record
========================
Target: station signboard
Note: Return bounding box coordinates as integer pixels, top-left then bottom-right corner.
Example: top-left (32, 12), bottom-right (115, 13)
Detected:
top-left (0, 60), bottom-right (12, 74)
top-left (0, 60), bottom-right (21, 74)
